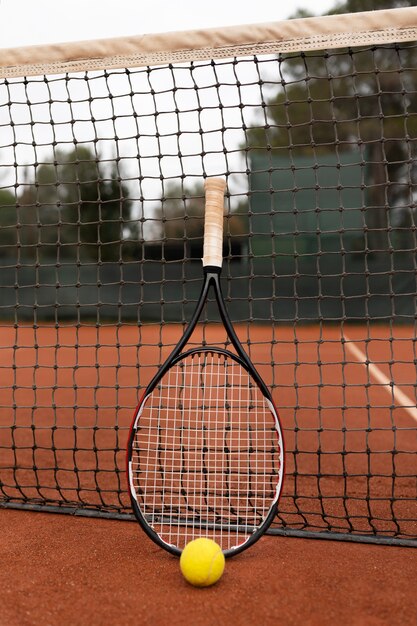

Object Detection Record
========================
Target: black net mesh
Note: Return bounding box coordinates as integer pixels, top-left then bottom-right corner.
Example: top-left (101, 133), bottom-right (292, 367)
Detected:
top-left (0, 41), bottom-right (416, 545)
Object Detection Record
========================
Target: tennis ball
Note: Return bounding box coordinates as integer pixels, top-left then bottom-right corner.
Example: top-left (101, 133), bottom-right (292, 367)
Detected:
top-left (180, 538), bottom-right (225, 587)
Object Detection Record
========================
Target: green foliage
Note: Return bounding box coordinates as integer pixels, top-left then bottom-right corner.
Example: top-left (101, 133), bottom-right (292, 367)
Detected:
top-left (0, 189), bottom-right (18, 253)
top-left (155, 181), bottom-right (248, 242)
top-left (1, 146), bottom-right (135, 262)
top-left (246, 0), bottom-right (417, 251)
top-left (156, 180), bottom-right (205, 242)
top-left (287, 0), bottom-right (416, 19)
top-left (328, 0), bottom-right (416, 14)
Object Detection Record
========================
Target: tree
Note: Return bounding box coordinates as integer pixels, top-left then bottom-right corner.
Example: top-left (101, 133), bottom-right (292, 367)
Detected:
top-left (0, 188), bottom-right (17, 257)
top-left (152, 180), bottom-right (248, 259)
top-left (245, 0), bottom-right (417, 253)
top-left (329, 0), bottom-right (414, 13)
top-left (17, 146), bottom-right (134, 262)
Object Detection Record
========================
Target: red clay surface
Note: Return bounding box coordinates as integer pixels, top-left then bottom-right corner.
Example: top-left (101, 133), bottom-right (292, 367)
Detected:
top-left (1, 323), bottom-right (416, 624)
top-left (1, 323), bottom-right (416, 539)
top-left (1, 508), bottom-right (416, 626)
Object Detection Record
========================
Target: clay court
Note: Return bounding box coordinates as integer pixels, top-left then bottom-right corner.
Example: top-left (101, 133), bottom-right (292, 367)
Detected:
top-left (1, 4), bottom-right (417, 624)
top-left (1, 323), bottom-right (416, 534)
top-left (1, 323), bottom-right (416, 624)
top-left (0, 507), bottom-right (415, 626)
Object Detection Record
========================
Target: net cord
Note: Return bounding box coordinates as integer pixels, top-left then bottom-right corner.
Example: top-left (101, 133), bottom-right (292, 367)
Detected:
top-left (1, 7), bottom-right (417, 78)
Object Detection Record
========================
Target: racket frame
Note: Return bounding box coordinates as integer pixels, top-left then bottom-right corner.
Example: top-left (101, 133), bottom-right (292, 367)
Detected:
top-left (127, 265), bottom-right (284, 557)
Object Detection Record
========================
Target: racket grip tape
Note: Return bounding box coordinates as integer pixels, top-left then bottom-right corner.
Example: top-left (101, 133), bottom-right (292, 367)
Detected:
top-left (203, 178), bottom-right (226, 268)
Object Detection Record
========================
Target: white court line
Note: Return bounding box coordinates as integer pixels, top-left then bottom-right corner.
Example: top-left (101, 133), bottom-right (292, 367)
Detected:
top-left (344, 334), bottom-right (417, 424)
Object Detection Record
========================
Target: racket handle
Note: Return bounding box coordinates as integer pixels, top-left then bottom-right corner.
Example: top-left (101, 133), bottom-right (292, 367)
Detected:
top-left (203, 178), bottom-right (226, 268)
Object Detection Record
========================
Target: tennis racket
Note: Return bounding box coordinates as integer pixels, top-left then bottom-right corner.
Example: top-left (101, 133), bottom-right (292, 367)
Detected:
top-left (127, 178), bottom-right (284, 557)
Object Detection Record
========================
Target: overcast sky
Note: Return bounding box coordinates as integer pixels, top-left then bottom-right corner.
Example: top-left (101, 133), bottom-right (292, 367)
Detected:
top-left (0, 0), bottom-right (338, 48)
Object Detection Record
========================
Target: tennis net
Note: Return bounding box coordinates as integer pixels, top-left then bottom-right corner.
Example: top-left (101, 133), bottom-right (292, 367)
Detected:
top-left (0, 7), bottom-right (416, 546)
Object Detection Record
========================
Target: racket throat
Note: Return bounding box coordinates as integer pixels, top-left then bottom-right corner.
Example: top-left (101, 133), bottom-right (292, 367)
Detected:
top-left (176, 266), bottom-right (238, 358)
top-left (202, 268), bottom-right (250, 367)
top-left (147, 266), bottom-right (260, 394)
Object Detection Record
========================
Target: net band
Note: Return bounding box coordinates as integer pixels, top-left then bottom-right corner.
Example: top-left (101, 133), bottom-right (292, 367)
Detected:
top-left (1, 7), bottom-right (417, 78)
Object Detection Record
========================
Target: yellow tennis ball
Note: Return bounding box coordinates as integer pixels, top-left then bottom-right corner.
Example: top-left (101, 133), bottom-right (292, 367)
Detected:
top-left (180, 538), bottom-right (225, 587)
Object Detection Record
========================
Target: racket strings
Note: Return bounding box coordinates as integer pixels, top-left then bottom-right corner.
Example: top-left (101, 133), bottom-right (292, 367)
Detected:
top-left (130, 350), bottom-right (282, 551)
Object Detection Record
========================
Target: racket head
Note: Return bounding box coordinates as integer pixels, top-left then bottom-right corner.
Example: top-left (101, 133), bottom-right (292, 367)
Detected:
top-left (127, 346), bottom-right (284, 557)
